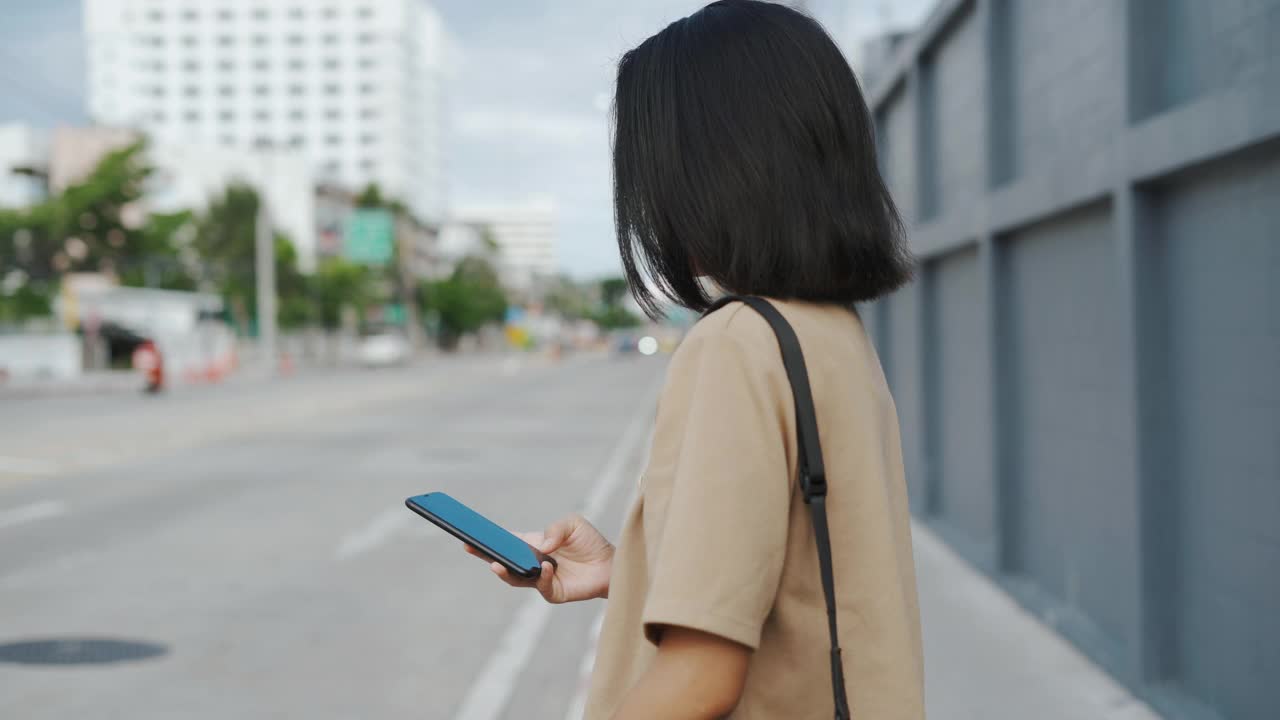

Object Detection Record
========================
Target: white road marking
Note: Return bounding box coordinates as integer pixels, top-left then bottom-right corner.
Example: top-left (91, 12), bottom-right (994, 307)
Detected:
top-left (0, 455), bottom-right (60, 476)
top-left (336, 505), bottom-right (420, 560)
top-left (0, 500), bottom-right (67, 531)
top-left (453, 376), bottom-right (661, 720)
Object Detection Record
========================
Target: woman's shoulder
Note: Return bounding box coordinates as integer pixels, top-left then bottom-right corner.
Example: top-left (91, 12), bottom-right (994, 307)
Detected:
top-left (680, 299), bottom-right (781, 356)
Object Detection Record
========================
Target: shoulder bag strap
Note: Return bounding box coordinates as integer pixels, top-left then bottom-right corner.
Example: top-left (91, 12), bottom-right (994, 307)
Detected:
top-left (703, 295), bottom-right (851, 720)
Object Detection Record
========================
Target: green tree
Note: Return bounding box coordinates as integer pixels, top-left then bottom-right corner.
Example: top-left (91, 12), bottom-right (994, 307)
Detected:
top-left (118, 210), bottom-right (199, 291)
top-left (313, 257), bottom-right (376, 331)
top-left (0, 140), bottom-right (152, 283)
top-left (191, 183), bottom-right (315, 333)
top-left (542, 274), bottom-right (592, 320)
top-left (590, 276), bottom-right (641, 330)
top-left (600, 277), bottom-right (630, 308)
top-left (420, 255), bottom-right (507, 349)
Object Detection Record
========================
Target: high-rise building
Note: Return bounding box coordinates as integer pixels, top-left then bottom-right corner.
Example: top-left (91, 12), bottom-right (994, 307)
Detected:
top-left (446, 202), bottom-right (558, 294)
top-left (83, 0), bottom-right (444, 225)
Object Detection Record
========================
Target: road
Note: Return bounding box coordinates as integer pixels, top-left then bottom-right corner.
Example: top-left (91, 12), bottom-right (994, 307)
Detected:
top-left (0, 351), bottom-right (1164, 720)
top-left (0, 353), bottom-right (665, 720)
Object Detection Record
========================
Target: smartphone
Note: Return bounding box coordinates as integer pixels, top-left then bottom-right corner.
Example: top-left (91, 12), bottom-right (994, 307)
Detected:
top-left (405, 492), bottom-right (556, 580)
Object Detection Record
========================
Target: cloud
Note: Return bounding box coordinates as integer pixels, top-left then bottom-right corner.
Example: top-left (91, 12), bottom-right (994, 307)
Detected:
top-left (454, 108), bottom-right (607, 146)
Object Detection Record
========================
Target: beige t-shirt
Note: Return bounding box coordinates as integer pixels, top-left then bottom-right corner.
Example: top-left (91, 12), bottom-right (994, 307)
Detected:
top-left (584, 299), bottom-right (924, 719)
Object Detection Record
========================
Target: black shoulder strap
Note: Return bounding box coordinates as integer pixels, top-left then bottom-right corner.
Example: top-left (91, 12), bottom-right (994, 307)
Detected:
top-left (704, 295), bottom-right (851, 720)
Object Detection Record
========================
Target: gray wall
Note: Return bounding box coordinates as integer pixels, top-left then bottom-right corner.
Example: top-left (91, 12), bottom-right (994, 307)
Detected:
top-left (865, 1), bottom-right (1280, 718)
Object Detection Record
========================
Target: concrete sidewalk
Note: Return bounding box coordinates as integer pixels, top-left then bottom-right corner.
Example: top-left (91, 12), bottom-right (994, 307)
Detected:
top-left (914, 524), bottom-right (1161, 720)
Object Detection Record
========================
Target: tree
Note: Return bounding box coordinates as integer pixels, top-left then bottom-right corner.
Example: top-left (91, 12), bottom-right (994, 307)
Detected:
top-left (590, 276), bottom-right (642, 330)
top-left (420, 255), bottom-right (507, 349)
top-left (0, 140), bottom-right (152, 283)
top-left (313, 257), bottom-right (376, 331)
top-left (188, 183), bottom-right (316, 332)
top-left (542, 274), bottom-right (592, 320)
top-left (600, 277), bottom-right (630, 308)
top-left (118, 210), bottom-right (199, 291)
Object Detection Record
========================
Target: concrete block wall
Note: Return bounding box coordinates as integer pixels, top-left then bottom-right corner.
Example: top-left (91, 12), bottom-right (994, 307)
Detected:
top-left (864, 1), bottom-right (1280, 718)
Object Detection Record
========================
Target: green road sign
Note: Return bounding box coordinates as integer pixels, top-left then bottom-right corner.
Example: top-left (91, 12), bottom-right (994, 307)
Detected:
top-left (343, 209), bottom-right (395, 265)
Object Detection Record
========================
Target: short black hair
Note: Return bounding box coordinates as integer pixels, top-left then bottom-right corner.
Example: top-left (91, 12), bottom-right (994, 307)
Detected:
top-left (613, 0), bottom-right (913, 317)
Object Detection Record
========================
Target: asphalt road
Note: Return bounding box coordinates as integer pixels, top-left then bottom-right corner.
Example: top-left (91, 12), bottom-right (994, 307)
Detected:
top-left (0, 352), bottom-right (665, 720)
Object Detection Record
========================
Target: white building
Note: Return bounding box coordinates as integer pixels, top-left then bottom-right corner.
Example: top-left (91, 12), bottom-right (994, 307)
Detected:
top-left (0, 124), bottom-right (51, 208)
top-left (83, 0), bottom-right (445, 225)
top-left (446, 202), bottom-right (558, 293)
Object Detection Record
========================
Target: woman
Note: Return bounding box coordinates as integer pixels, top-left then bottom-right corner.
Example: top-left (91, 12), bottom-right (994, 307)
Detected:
top-left (471, 1), bottom-right (923, 717)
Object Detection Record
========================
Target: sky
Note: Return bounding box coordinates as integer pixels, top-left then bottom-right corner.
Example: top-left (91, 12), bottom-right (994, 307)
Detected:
top-left (0, 0), bottom-right (936, 279)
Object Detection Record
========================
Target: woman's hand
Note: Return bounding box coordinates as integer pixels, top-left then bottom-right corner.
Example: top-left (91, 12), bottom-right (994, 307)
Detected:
top-left (464, 513), bottom-right (614, 604)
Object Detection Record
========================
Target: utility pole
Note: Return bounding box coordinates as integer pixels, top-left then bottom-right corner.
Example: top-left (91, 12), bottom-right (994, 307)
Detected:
top-left (255, 190), bottom-right (278, 372)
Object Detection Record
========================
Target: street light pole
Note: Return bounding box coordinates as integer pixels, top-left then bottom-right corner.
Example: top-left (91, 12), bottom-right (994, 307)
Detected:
top-left (255, 189), bottom-right (278, 372)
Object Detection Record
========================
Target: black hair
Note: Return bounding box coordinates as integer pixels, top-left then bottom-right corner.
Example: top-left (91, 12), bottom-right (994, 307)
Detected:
top-left (613, 0), bottom-right (913, 317)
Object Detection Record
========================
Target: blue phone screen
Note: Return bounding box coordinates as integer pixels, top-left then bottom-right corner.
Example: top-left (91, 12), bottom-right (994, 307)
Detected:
top-left (408, 493), bottom-right (539, 572)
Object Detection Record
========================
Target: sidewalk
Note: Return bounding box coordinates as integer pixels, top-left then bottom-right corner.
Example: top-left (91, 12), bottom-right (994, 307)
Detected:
top-left (914, 524), bottom-right (1161, 720)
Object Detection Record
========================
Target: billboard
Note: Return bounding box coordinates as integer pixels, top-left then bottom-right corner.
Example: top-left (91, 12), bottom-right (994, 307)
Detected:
top-left (343, 208), bottom-right (395, 265)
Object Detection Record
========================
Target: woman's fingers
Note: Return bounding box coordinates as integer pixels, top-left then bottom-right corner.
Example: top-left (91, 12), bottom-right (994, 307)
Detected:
top-left (536, 561), bottom-right (558, 602)
top-left (539, 515), bottom-right (580, 554)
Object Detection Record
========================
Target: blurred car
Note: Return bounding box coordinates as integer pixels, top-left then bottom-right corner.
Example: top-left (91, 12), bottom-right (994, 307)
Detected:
top-left (357, 331), bottom-right (411, 367)
top-left (613, 333), bottom-right (638, 354)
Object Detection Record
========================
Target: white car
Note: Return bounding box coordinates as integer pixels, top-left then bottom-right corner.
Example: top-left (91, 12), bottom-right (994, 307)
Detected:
top-left (357, 332), bottom-right (411, 367)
